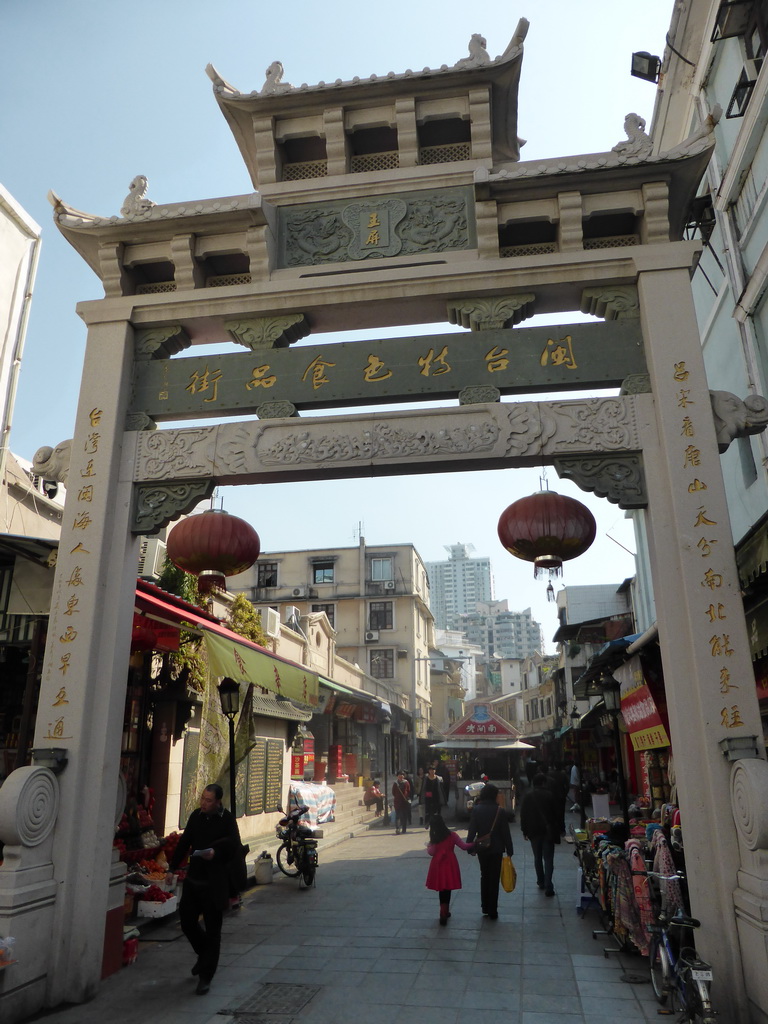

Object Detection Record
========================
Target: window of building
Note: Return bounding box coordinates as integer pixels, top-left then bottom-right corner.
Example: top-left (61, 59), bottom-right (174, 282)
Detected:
top-left (311, 603), bottom-right (335, 628)
top-left (312, 561), bottom-right (335, 584)
top-left (369, 601), bottom-right (393, 630)
top-left (257, 561), bottom-right (278, 587)
top-left (370, 649), bottom-right (395, 679)
top-left (370, 557), bottom-right (393, 581)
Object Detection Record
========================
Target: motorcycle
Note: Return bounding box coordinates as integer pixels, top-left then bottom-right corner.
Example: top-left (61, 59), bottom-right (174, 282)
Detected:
top-left (275, 804), bottom-right (320, 887)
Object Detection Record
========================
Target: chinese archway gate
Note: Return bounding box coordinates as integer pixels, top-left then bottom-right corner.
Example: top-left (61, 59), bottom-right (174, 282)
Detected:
top-left (2, 21), bottom-right (767, 1024)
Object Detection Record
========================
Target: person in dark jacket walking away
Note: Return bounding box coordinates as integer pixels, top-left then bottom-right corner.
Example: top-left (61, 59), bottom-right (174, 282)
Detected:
top-left (166, 784), bottom-right (241, 994)
top-left (520, 773), bottom-right (561, 896)
top-left (421, 765), bottom-right (444, 827)
top-left (425, 814), bottom-right (475, 924)
top-left (392, 770), bottom-right (411, 834)
top-left (466, 784), bottom-right (514, 919)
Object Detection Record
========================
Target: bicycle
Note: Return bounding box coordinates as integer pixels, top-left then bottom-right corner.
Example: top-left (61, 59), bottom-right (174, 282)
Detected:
top-left (647, 871), bottom-right (717, 1022)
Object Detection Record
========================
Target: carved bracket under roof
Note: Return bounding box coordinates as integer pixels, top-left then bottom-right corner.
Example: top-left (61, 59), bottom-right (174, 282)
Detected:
top-left (446, 293), bottom-right (535, 330)
top-left (580, 286), bottom-right (639, 320)
top-left (126, 412), bottom-right (157, 432)
top-left (459, 386), bottom-right (501, 405)
top-left (225, 314), bottom-right (310, 350)
top-left (135, 325), bottom-right (192, 360)
top-left (621, 374), bottom-right (652, 395)
top-left (553, 452), bottom-right (647, 509)
top-left (132, 481), bottom-right (215, 534)
top-left (255, 401), bottom-right (299, 419)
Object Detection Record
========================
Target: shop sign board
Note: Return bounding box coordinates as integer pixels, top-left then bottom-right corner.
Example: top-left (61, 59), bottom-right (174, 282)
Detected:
top-left (615, 657), bottom-right (670, 750)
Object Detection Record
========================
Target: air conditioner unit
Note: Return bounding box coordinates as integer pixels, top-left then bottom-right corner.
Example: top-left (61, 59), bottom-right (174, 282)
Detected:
top-left (291, 586), bottom-right (308, 598)
top-left (137, 538), bottom-right (167, 579)
top-left (265, 607), bottom-right (280, 638)
top-left (365, 630), bottom-right (379, 643)
top-left (383, 580), bottom-right (396, 590)
top-left (285, 605), bottom-right (301, 623)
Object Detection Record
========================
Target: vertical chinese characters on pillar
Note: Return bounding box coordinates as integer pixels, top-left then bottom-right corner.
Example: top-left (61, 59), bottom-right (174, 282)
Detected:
top-left (672, 360), bottom-right (744, 729)
top-left (48, 406), bottom-right (104, 741)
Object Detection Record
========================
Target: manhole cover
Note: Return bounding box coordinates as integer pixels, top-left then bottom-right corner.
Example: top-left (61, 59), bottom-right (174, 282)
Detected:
top-left (225, 982), bottom-right (321, 1015)
top-left (230, 1016), bottom-right (294, 1024)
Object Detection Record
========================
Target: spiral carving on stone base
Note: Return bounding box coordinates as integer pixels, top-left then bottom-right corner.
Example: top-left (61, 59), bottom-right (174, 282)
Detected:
top-left (730, 759), bottom-right (768, 851)
top-left (0, 766), bottom-right (60, 846)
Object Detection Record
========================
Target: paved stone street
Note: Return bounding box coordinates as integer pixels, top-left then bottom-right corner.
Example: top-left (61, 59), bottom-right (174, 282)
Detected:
top-left (28, 813), bottom-right (662, 1024)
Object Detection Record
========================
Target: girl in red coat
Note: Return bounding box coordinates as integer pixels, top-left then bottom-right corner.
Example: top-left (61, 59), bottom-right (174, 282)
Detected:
top-left (425, 814), bottom-right (475, 925)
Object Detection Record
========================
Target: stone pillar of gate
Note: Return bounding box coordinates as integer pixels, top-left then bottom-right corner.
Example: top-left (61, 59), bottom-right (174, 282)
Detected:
top-left (29, 316), bottom-right (140, 1006)
top-left (637, 258), bottom-right (768, 1022)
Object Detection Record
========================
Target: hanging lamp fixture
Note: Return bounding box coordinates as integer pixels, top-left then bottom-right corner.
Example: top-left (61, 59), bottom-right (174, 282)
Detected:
top-left (497, 490), bottom-right (597, 579)
top-left (166, 509), bottom-right (261, 594)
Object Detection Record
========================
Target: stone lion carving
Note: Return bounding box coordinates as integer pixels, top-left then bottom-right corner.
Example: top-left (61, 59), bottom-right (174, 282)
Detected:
top-left (260, 60), bottom-right (293, 95)
top-left (32, 440), bottom-right (72, 484)
top-left (710, 390), bottom-right (768, 452)
top-left (454, 33), bottom-right (491, 68)
top-left (612, 113), bottom-right (653, 157)
top-left (120, 175), bottom-right (155, 218)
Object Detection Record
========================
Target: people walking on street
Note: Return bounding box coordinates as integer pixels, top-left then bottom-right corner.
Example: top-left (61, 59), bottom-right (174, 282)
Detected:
top-left (436, 761), bottom-right (452, 809)
top-left (166, 783), bottom-right (241, 995)
top-left (392, 770), bottom-right (411, 834)
top-left (421, 765), bottom-right (444, 827)
top-left (425, 814), bottom-right (475, 925)
top-left (413, 767), bottom-right (425, 824)
top-left (548, 763), bottom-right (569, 836)
top-left (466, 784), bottom-right (514, 919)
top-left (520, 773), bottom-right (561, 897)
top-left (568, 761), bottom-right (581, 812)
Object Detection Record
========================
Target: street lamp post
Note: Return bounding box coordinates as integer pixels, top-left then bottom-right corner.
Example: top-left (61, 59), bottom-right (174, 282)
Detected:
top-left (600, 675), bottom-right (631, 825)
top-left (381, 713), bottom-right (392, 827)
top-left (218, 677), bottom-right (240, 817)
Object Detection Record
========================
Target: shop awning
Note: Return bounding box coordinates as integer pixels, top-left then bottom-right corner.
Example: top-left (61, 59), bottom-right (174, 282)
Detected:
top-left (319, 676), bottom-right (379, 706)
top-left (135, 583), bottom-right (319, 707)
top-left (572, 633), bottom-right (643, 698)
top-left (429, 738), bottom-right (535, 750)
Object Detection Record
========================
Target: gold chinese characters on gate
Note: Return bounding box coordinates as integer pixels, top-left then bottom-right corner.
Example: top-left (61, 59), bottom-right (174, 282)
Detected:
top-left (673, 360), bottom-right (744, 730)
top-left (169, 335), bottom-right (579, 402)
top-left (45, 405), bottom-right (104, 742)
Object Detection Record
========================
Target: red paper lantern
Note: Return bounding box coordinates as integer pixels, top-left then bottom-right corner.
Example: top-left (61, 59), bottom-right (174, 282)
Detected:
top-left (497, 491), bottom-right (596, 578)
top-left (166, 510), bottom-right (261, 594)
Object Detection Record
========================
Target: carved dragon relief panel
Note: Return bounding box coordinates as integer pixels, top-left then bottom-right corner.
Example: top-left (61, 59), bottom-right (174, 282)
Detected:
top-left (132, 395), bottom-right (647, 530)
top-left (279, 187), bottom-right (474, 267)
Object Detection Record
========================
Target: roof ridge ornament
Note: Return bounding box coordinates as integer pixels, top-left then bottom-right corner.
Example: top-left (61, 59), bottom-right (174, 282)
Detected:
top-left (453, 33), bottom-right (492, 69)
top-left (120, 175), bottom-right (155, 219)
top-left (260, 60), bottom-right (293, 95)
top-left (612, 113), bottom-right (653, 158)
top-left (205, 18), bottom-right (529, 100)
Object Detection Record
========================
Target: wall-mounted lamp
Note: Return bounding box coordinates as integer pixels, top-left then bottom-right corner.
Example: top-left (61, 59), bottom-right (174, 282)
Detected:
top-left (31, 747), bottom-right (68, 774)
top-left (631, 51), bottom-right (661, 83)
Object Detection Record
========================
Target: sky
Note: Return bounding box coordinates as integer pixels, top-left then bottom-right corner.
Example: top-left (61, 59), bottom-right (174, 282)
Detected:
top-left (1, 0), bottom-right (675, 648)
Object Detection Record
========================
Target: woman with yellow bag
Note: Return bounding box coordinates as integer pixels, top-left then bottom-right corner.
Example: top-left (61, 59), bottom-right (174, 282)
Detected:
top-left (466, 784), bottom-right (515, 919)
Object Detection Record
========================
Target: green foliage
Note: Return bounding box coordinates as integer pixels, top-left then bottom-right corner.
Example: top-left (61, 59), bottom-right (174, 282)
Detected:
top-left (157, 555), bottom-right (201, 607)
top-left (226, 593), bottom-right (269, 647)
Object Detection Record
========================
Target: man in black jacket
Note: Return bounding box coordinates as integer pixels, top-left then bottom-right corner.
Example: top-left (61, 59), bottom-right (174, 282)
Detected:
top-left (520, 773), bottom-right (561, 897)
top-left (166, 784), bottom-right (241, 994)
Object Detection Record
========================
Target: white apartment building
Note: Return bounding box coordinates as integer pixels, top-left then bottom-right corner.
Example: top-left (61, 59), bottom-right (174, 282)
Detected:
top-left (425, 542), bottom-right (494, 630)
